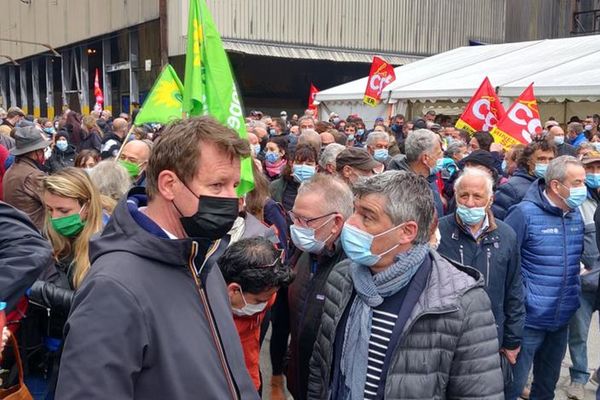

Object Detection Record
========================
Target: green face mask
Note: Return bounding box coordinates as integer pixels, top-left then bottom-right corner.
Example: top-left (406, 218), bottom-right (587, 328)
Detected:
top-left (119, 160), bottom-right (141, 178)
top-left (51, 212), bottom-right (86, 237)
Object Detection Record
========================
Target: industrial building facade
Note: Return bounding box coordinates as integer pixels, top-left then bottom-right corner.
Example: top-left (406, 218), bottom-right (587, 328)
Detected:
top-left (0, 0), bottom-right (596, 118)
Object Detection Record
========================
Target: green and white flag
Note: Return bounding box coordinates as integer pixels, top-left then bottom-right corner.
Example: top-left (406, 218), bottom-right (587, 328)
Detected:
top-left (183, 0), bottom-right (254, 195)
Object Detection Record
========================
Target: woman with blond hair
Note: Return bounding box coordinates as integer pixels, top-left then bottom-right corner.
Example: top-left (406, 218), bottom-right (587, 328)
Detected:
top-left (79, 115), bottom-right (103, 153)
top-left (26, 167), bottom-right (105, 396)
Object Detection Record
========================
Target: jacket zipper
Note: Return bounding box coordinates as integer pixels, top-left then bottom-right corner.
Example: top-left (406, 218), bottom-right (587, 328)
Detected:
top-left (187, 241), bottom-right (239, 400)
top-left (486, 248), bottom-right (491, 287)
top-left (459, 245), bottom-right (464, 264)
top-left (555, 218), bottom-right (568, 323)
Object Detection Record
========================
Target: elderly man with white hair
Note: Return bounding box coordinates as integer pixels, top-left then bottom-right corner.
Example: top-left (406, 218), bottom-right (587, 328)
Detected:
top-left (437, 167), bottom-right (524, 391)
top-left (365, 131), bottom-right (390, 166)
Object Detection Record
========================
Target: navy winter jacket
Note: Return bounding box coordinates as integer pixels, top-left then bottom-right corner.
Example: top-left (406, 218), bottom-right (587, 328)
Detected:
top-left (492, 168), bottom-right (537, 220)
top-left (504, 179), bottom-right (583, 331)
top-left (438, 213), bottom-right (524, 349)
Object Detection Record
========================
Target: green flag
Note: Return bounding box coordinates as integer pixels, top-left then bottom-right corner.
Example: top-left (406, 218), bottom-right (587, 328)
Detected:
top-left (183, 0), bottom-right (254, 196)
top-left (134, 64), bottom-right (184, 125)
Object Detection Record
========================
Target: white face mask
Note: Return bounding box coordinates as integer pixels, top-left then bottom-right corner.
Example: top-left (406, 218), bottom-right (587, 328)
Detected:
top-left (231, 287), bottom-right (268, 316)
top-left (44, 147), bottom-right (53, 160)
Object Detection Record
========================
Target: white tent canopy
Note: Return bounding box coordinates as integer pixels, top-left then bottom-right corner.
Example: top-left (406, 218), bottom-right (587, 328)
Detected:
top-left (316, 35), bottom-right (600, 105)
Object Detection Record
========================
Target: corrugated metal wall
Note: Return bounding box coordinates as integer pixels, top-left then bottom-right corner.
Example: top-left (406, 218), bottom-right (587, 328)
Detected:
top-left (504, 0), bottom-right (572, 42)
top-left (168, 0), bottom-right (507, 58)
top-left (0, 0), bottom-right (159, 61)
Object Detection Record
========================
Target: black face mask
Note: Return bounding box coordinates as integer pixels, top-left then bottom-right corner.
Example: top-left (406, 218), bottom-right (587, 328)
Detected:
top-left (175, 183), bottom-right (239, 240)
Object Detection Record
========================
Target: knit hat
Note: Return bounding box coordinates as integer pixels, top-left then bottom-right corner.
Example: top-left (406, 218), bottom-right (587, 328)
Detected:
top-left (461, 149), bottom-right (497, 176)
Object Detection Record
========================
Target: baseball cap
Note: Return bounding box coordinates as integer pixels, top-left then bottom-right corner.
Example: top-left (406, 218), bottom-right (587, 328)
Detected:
top-left (335, 147), bottom-right (382, 173)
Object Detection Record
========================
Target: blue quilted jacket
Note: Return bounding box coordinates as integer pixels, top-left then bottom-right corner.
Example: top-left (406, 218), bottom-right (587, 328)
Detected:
top-left (504, 179), bottom-right (583, 331)
top-left (492, 168), bottom-right (537, 220)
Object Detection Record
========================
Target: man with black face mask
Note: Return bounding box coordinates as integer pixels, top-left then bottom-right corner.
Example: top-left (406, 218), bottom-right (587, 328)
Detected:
top-left (56, 117), bottom-right (259, 400)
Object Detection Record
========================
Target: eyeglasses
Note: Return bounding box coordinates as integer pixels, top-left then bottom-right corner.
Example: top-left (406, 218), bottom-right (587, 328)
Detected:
top-left (288, 210), bottom-right (337, 227)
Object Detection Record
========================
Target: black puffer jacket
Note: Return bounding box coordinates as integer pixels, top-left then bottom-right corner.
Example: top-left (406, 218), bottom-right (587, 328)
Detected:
top-left (307, 250), bottom-right (504, 400)
top-left (47, 145), bottom-right (76, 173)
top-left (287, 241), bottom-right (346, 400)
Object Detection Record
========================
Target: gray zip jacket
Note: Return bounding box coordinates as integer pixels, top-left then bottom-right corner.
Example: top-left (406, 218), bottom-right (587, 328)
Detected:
top-left (55, 191), bottom-right (259, 400)
top-left (307, 250), bottom-right (504, 400)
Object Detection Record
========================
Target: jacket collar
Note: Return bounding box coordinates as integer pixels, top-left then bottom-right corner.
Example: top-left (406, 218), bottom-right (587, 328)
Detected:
top-left (453, 208), bottom-right (497, 240)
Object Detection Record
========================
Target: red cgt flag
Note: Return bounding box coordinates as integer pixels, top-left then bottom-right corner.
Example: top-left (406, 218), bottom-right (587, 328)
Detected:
top-left (363, 56), bottom-right (396, 107)
top-left (93, 68), bottom-right (104, 112)
top-left (490, 83), bottom-right (542, 149)
top-left (455, 77), bottom-right (505, 134)
top-left (308, 84), bottom-right (319, 111)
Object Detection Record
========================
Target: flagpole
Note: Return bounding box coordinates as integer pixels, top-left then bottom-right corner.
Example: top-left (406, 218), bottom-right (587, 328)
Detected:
top-left (114, 125), bottom-right (136, 161)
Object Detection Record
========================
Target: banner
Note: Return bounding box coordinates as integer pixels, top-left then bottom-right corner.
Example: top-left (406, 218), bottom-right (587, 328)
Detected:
top-left (490, 83), bottom-right (542, 149)
top-left (134, 64), bottom-right (184, 126)
top-left (93, 69), bottom-right (104, 112)
top-left (183, 0), bottom-right (254, 195)
top-left (308, 83), bottom-right (319, 111)
top-left (363, 56), bottom-right (396, 106)
top-left (455, 77), bottom-right (505, 133)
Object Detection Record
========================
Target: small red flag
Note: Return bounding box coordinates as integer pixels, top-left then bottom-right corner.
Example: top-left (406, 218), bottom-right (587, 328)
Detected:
top-left (455, 77), bottom-right (506, 133)
top-left (363, 56), bottom-right (396, 107)
top-left (308, 84), bottom-right (319, 111)
top-left (490, 83), bottom-right (542, 149)
top-left (93, 69), bottom-right (104, 112)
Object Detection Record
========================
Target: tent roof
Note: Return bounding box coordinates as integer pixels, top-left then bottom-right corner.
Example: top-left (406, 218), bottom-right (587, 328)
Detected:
top-left (316, 35), bottom-right (600, 103)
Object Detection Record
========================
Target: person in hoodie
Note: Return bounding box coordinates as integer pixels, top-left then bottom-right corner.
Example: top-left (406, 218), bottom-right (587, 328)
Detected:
top-left (286, 173), bottom-right (353, 400)
top-left (47, 132), bottom-right (76, 173)
top-left (219, 237), bottom-right (294, 393)
top-left (492, 139), bottom-right (556, 220)
top-left (387, 128), bottom-right (445, 217)
top-left (504, 156), bottom-right (585, 399)
top-left (55, 116), bottom-right (259, 400)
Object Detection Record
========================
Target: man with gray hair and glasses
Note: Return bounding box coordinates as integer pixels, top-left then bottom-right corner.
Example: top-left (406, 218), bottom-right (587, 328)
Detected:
top-left (307, 170), bottom-right (503, 400)
top-left (287, 173), bottom-right (354, 400)
top-left (505, 155), bottom-right (586, 399)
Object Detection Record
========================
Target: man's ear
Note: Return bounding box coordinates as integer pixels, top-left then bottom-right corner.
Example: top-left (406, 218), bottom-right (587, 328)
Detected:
top-left (157, 170), bottom-right (179, 201)
top-left (399, 221), bottom-right (419, 245)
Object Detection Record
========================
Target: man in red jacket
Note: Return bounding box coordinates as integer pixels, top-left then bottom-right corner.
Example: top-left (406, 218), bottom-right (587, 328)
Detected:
top-left (218, 237), bottom-right (294, 392)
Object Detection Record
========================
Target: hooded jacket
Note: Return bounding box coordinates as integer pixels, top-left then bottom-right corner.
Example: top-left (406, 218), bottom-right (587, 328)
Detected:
top-left (55, 190), bottom-right (259, 400)
top-left (387, 154), bottom-right (444, 217)
top-left (0, 201), bottom-right (53, 312)
top-left (504, 179), bottom-right (584, 330)
top-left (307, 251), bottom-right (504, 400)
top-left (47, 144), bottom-right (76, 173)
top-left (437, 211), bottom-right (524, 350)
top-left (492, 168), bottom-right (537, 220)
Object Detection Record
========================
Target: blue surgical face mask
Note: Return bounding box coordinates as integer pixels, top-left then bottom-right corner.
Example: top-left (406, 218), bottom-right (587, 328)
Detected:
top-left (292, 164), bottom-right (316, 183)
top-left (430, 158), bottom-right (444, 176)
top-left (456, 204), bottom-right (487, 226)
top-left (356, 129), bottom-right (365, 137)
top-left (558, 183), bottom-right (587, 209)
top-left (585, 173), bottom-right (600, 189)
top-left (501, 159), bottom-right (508, 174)
top-left (252, 144), bottom-right (261, 156)
top-left (347, 134), bottom-right (355, 142)
top-left (43, 127), bottom-right (55, 136)
top-left (373, 148), bottom-right (389, 162)
top-left (592, 142), bottom-right (600, 152)
top-left (56, 140), bottom-right (68, 152)
top-left (534, 163), bottom-right (548, 178)
top-left (269, 128), bottom-right (277, 136)
top-left (340, 222), bottom-right (402, 267)
top-left (290, 216), bottom-right (334, 254)
top-left (265, 151), bottom-right (280, 164)
top-left (554, 135), bottom-right (565, 146)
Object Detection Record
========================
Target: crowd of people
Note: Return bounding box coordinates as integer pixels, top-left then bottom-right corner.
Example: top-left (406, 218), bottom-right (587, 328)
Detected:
top-left (0, 103), bottom-right (599, 400)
